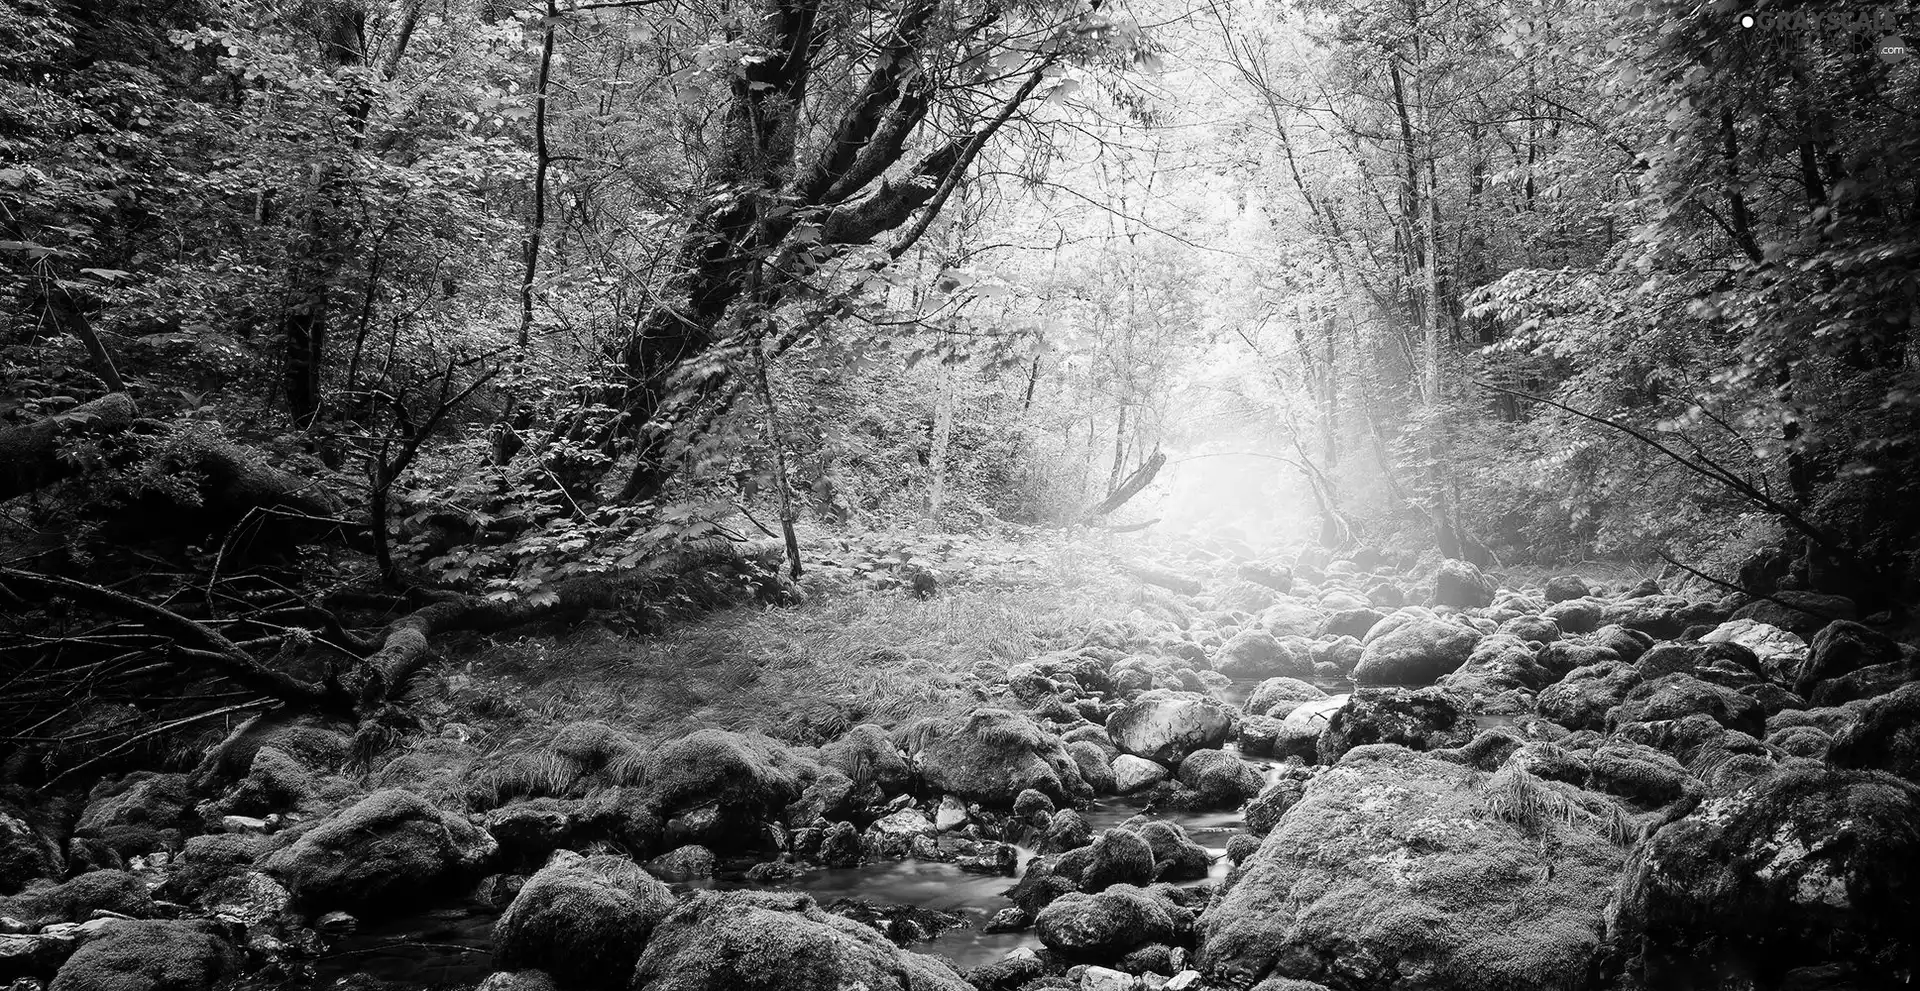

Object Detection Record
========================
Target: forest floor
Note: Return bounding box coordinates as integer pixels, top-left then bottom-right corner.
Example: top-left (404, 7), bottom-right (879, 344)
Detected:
top-left (437, 531), bottom-right (1154, 756)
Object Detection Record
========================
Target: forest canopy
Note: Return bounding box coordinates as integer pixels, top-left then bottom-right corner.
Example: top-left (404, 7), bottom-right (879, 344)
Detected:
top-left (2, 0), bottom-right (1916, 749)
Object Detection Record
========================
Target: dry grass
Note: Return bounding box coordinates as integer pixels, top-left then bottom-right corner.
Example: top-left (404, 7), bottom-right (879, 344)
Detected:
top-left (1491, 559), bottom-right (1663, 593)
top-left (445, 545), bottom-right (1139, 751)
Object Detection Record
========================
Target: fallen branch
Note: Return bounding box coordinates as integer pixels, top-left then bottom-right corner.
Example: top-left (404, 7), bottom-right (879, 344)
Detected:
top-left (44, 700), bottom-right (280, 790)
top-left (1101, 517), bottom-right (1161, 534)
top-left (1475, 380), bottom-right (1844, 561)
top-left (1655, 549), bottom-right (1851, 627)
top-left (0, 567), bottom-right (339, 709)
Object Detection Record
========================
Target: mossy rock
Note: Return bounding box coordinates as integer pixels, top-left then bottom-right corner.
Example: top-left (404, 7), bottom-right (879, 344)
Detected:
top-left (0, 869), bottom-right (153, 926)
top-left (493, 852), bottom-right (673, 991)
top-left (262, 788), bottom-right (497, 915)
top-left (628, 889), bottom-right (972, 991)
top-left (1611, 764), bottom-right (1920, 986)
top-left (47, 919), bottom-right (238, 991)
top-left (897, 710), bottom-right (1089, 807)
top-left (1197, 746), bottom-right (1628, 990)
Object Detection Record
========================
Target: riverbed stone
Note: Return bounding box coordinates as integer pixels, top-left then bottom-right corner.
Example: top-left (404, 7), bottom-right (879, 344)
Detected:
top-left (1069, 743), bottom-right (1118, 795)
top-left (1545, 575), bottom-right (1590, 603)
top-left (493, 853), bottom-right (673, 991)
top-left (1351, 613), bottom-right (1481, 686)
top-left (861, 809), bottom-right (937, 860)
top-left (1826, 682), bottom-right (1920, 783)
top-left (1316, 687), bottom-right (1473, 764)
top-left (1795, 620), bottom-right (1903, 697)
top-left (629, 890), bottom-right (972, 991)
top-left (1730, 592), bottom-right (1858, 640)
top-left (1198, 746), bottom-right (1626, 990)
top-left (1106, 692), bottom-right (1233, 765)
top-left (1606, 673), bottom-right (1766, 738)
top-left (262, 789), bottom-right (496, 915)
top-left (1111, 756), bottom-right (1169, 794)
top-left (47, 919), bottom-right (238, 991)
top-left (1536, 661), bottom-right (1643, 731)
top-left (1035, 884), bottom-right (1177, 961)
top-left (0, 812), bottom-right (60, 897)
top-left (1698, 619), bottom-right (1807, 682)
top-left (900, 710), bottom-right (1089, 807)
top-left (1611, 764), bottom-right (1920, 986)
top-left (1174, 750), bottom-right (1262, 808)
top-left (1429, 559), bottom-right (1494, 609)
top-left (648, 844), bottom-right (716, 879)
top-left (1128, 821), bottom-right (1210, 882)
top-left (1212, 630), bottom-right (1310, 681)
top-left (1245, 678), bottom-right (1327, 720)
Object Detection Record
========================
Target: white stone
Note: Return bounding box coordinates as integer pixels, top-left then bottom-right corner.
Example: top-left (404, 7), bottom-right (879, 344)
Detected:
top-left (1166, 971), bottom-right (1201, 990)
top-left (1112, 755), bottom-right (1170, 794)
top-left (1281, 694), bottom-right (1350, 737)
top-left (866, 808), bottom-right (936, 839)
top-left (1082, 965), bottom-right (1137, 991)
top-left (935, 795), bottom-right (968, 831)
top-left (1700, 619), bottom-right (1808, 679)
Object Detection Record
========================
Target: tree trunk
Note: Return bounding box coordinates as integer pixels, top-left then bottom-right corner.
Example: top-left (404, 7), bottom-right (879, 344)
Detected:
top-left (927, 357), bottom-right (954, 522)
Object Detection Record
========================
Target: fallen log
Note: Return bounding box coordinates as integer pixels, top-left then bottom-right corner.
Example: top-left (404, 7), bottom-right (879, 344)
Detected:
top-left (0, 393), bottom-right (138, 501)
top-left (1121, 561), bottom-right (1202, 596)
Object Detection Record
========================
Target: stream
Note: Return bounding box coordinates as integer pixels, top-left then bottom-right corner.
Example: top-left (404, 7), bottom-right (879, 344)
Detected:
top-left (308, 680), bottom-right (1400, 986)
top-left (309, 755), bottom-right (1274, 987)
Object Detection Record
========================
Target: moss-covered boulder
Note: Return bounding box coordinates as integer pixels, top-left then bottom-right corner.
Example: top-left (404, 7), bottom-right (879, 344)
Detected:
top-left (1245, 677), bottom-right (1328, 720)
top-left (1213, 629), bottom-right (1312, 681)
top-left (0, 870), bottom-right (153, 927)
top-left (1429, 559), bottom-right (1494, 609)
top-left (1439, 634), bottom-right (1550, 697)
top-left (1068, 741), bottom-right (1118, 795)
top-left (1536, 661), bottom-right (1643, 731)
top-left (899, 710), bottom-right (1089, 807)
top-left (1034, 884), bottom-right (1179, 962)
top-left (71, 773), bottom-right (198, 859)
top-left (262, 788), bottom-right (496, 915)
top-left (1605, 673), bottom-right (1766, 738)
top-left (641, 730), bottom-right (814, 847)
top-left (1795, 620), bottom-right (1904, 697)
top-left (1316, 687), bottom-right (1474, 764)
top-left (1826, 681), bottom-right (1920, 783)
top-left (1609, 764), bottom-right (1920, 986)
top-left (817, 724), bottom-right (913, 799)
top-left (1128, 820), bottom-right (1211, 881)
top-left (47, 919), bottom-right (237, 991)
top-left (627, 890), bottom-right (972, 991)
top-left (1351, 612), bottom-right (1481, 686)
top-left (493, 852), bottom-right (674, 991)
top-left (0, 808), bottom-right (61, 896)
top-left (1197, 746), bottom-right (1628, 990)
top-left (1175, 749), bottom-right (1263, 808)
top-left (1729, 592), bottom-right (1858, 640)
top-left (1080, 828), bottom-right (1155, 892)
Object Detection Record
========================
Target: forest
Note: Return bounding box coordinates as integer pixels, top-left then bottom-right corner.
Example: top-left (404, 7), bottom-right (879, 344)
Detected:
top-left (1, 0), bottom-right (1916, 986)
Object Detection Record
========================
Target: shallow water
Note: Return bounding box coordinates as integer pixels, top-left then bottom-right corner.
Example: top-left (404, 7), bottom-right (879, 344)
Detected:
top-left (708, 858), bottom-right (1043, 967)
top-left (308, 692), bottom-right (1301, 984)
top-left (310, 905), bottom-right (496, 988)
